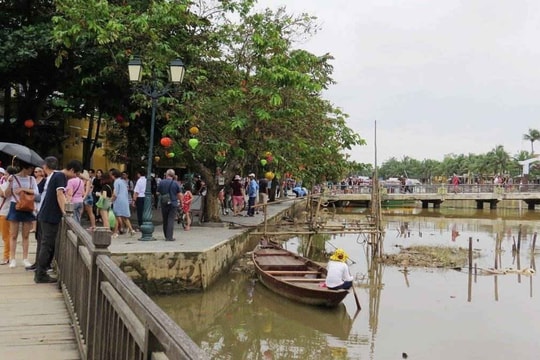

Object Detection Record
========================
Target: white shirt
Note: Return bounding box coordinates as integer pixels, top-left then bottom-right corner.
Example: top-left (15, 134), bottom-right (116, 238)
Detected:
top-left (134, 176), bottom-right (146, 198)
top-left (325, 260), bottom-right (353, 288)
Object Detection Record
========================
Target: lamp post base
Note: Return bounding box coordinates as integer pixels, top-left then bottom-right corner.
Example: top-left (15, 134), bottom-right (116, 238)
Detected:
top-left (139, 221), bottom-right (156, 241)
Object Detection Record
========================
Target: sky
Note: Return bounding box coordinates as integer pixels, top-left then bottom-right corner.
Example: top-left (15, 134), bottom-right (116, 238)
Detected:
top-left (256, 0), bottom-right (540, 165)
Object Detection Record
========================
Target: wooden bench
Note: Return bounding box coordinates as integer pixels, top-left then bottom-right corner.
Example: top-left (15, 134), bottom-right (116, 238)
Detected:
top-left (267, 270), bottom-right (320, 275)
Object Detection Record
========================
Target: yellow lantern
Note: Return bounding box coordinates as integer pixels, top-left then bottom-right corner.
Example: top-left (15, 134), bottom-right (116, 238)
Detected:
top-left (189, 126), bottom-right (199, 135)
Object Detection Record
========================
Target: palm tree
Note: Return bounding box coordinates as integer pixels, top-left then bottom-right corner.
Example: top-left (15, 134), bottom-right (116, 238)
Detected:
top-left (523, 128), bottom-right (540, 154)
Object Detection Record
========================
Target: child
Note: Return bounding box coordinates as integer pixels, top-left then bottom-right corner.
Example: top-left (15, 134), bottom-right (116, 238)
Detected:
top-left (182, 183), bottom-right (193, 230)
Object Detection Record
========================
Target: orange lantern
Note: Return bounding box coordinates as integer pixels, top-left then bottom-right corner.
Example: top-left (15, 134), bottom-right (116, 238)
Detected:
top-left (160, 137), bottom-right (173, 148)
top-left (24, 119), bottom-right (35, 129)
top-left (189, 126), bottom-right (199, 135)
top-left (154, 156), bottom-right (161, 162)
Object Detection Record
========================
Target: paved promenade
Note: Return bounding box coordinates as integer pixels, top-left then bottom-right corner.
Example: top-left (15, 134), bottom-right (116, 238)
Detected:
top-left (0, 197), bottom-right (301, 359)
top-left (106, 198), bottom-right (298, 254)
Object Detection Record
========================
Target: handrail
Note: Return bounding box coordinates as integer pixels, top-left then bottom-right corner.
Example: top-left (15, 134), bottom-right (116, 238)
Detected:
top-left (312, 183), bottom-right (540, 195)
top-left (56, 210), bottom-right (207, 360)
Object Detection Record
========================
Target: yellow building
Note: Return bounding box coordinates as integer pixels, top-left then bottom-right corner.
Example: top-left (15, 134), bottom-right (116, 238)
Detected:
top-left (63, 117), bottom-right (124, 171)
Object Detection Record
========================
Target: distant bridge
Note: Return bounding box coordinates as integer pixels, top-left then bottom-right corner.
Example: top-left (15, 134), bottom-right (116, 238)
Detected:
top-left (314, 184), bottom-right (540, 209)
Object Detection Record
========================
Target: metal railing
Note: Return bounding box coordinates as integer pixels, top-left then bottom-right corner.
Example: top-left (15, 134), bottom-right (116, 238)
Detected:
top-left (316, 183), bottom-right (540, 195)
top-left (56, 211), bottom-right (207, 360)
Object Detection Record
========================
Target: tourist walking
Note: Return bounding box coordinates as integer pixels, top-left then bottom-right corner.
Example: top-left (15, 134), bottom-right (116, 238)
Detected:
top-left (35, 158), bottom-right (82, 283)
top-left (30, 167), bottom-right (46, 233)
top-left (258, 176), bottom-right (269, 214)
top-left (0, 167), bottom-right (15, 265)
top-left (82, 170), bottom-right (96, 231)
top-left (92, 169), bottom-right (103, 223)
top-left (231, 175), bottom-right (244, 216)
top-left (96, 172), bottom-right (113, 230)
top-left (132, 168), bottom-right (146, 229)
top-left (110, 169), bottom-right (135, 238)
top-left (246, 173), bottom-right (258, 217)
top-left (4, 160), bottom-right (39, 269)
top-left (66, 170), bottom-right (85, 223)
top-left (181, 182), bottom-right (193, 231)
top-left (157, 169), bottom-right (182, 241)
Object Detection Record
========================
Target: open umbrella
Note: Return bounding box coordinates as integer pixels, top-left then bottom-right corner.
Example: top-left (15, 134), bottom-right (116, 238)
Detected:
top-left (0, 142), bottom-right (44, 167)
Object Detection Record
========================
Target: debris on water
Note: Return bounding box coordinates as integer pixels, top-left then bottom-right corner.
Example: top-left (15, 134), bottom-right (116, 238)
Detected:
top-left (402, 352), bottom-right (408, 359)
top-left (381, 245), bottom-right (480, 268)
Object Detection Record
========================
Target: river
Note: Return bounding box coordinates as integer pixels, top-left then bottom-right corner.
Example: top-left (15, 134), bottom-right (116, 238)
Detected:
top-left (153, 207), bottom-right (540, 360)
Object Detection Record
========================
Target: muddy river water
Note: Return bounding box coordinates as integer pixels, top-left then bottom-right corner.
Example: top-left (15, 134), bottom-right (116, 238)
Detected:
top-left (153, 207), bottom-right (540, 359)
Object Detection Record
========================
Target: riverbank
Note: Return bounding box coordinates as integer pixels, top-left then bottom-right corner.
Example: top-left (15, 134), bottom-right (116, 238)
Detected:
top-left (104, 198), bottom-right (306, 294)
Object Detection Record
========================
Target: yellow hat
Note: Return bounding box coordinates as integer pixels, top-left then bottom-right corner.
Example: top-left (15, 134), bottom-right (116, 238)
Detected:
top-left (330, 248), bottom-right (348, 262)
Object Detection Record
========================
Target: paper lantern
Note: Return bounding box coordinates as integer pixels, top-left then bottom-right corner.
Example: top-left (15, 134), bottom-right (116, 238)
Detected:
top-left (115, 114), bottom-right (124, 123)
top-left (189, 126), bottom-right (199, 135)
top-left (266, 155), bottom-right (273, 162)
top-left (265, 151), bottom-right (272, 157)
top-left (260, 159), bottom-right (267, 166)
top-left (265, 171), bottom-right (275, 180)
top-left (166, 152), bottom-right (175, 158)
top-left (154, 156), bottom-right (161, 162)
top-left (120, 121), bottom-right (130, 128)
top-left (188, 138), bottom-right (199, 149)
top-left (160, 137), bottom-right (173, 148)
top-left (24, 119), bottom-right (35, 129)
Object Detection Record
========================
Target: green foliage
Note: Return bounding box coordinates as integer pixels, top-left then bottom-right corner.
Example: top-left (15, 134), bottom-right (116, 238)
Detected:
top-left (378, 144), bottom-right (540, 182)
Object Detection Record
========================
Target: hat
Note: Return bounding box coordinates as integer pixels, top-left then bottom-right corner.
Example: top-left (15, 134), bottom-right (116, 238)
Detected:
top-left (248, 173), bottom-right (255, 178)
top-left (0, 167), bottom-right (5, 174)
top-left (330, 248), bottom-right (349, 262)
top-left (234, 175), bottom-right (241, 181)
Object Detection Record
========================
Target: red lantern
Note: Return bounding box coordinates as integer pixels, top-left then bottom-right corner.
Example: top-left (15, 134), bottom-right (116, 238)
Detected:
top-left (160, 137), bottom-right (173, 148)
top-left (115, 114), bottom-right (124, 123)
top-left (24, 119), bottom-right (34, 129)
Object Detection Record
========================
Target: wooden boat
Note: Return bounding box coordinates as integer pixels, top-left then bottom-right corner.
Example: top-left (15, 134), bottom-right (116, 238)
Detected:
top-left (252, 244), bottom-right (350, 307)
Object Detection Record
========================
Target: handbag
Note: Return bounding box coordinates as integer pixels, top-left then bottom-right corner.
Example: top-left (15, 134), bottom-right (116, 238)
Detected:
top-left (13, 176), bottom-right (35, 212)
top-left (160, 180), bottom-right (174, 206)
top-left (96, 185), bottom-right (111, 210)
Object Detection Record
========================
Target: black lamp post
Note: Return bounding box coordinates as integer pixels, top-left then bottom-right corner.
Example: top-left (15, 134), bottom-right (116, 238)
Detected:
top-left (128, 57), bottom-right (185, 241)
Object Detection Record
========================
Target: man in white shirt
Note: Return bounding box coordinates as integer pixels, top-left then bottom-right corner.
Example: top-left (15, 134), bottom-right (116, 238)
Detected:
top-left (325, 248), bottom-right (354, 290)
top-left (132, 169), bottom-right (146, 229)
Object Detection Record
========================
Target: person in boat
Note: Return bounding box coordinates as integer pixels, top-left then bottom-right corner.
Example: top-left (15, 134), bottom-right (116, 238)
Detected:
top-left (325, 248), bottom-right (354, 290)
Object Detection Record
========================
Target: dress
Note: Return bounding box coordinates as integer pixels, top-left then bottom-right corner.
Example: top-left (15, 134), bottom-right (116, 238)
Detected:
top-left (113, 178), bottom-right (131, 217)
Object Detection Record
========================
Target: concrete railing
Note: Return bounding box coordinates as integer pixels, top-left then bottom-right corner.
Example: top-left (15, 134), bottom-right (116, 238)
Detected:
top-left (55, 209), bottom-right (207, 360)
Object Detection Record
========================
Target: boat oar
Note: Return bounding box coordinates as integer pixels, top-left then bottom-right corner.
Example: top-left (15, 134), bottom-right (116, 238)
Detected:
top-left (351, 285), bottom-right (361, 310)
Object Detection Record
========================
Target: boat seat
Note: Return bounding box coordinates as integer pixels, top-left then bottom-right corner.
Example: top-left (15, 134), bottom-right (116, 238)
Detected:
top-left (267, 270), bottom-right (320, 275)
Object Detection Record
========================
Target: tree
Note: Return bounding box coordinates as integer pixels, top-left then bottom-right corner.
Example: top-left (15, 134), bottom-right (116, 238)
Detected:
top-left (0, 0), bottom-right (69, 155)
top-left (523, 128), bottom-right (540, 154)
top-left (52, 0), bottom-right (365, 222)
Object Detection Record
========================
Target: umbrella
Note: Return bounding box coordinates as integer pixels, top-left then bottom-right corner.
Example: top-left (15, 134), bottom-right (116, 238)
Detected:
top-left (0, 142), bottom-right (45, 167)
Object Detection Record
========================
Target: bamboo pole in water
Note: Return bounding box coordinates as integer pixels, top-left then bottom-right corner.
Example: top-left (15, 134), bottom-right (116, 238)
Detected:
top-left (517, 224), bottom-right (522, 252)
top-left (468, 237), bottom-right (473, 270)
top-left (532, 232), bottom-right (537, 252)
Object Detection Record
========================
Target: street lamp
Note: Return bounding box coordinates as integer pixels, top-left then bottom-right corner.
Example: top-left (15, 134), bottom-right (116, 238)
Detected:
top-left (128, 56), bottom-right (185, 241)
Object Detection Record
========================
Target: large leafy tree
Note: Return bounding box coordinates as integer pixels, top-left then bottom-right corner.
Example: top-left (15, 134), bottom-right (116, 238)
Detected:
top-left (52, 0), bottom-right (365, 221)
top-left (0, 0), bottom-right (68, 154)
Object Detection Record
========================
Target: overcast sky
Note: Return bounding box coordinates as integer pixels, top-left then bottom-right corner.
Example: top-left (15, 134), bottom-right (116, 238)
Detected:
top-left (256, 0), bottom-right (540, 165)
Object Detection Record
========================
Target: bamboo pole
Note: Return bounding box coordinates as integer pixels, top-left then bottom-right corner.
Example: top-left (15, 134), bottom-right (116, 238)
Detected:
top-left (517, 224), bottom-right (522, 252)
top-left (468, 237), bottom-right (473, 270)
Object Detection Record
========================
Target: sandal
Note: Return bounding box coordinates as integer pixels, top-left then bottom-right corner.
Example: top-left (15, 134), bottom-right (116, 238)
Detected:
top-left (0, 259), bottom-right (9, 265)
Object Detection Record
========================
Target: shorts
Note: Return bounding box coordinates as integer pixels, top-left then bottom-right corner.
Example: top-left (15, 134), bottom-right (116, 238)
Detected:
top-left (233, 195), bottom-right (245, 207)
top-left (84, 194), bottom-right (93, 206)
top-left (6, 202), bottom-right (35, 222)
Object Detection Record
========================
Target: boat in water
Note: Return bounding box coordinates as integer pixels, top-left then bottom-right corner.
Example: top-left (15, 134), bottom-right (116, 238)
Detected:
top-left (252, 243), bottom-right (350, 307)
